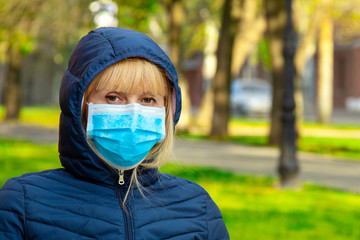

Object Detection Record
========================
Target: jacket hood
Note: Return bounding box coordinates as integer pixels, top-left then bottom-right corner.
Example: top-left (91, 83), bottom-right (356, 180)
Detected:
top-left (58, 27), bottom-right (181, 185)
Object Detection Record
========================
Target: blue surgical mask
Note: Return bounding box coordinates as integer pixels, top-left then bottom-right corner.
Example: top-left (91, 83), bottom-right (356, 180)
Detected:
top-left (86, 103), bottom-right (166, 171)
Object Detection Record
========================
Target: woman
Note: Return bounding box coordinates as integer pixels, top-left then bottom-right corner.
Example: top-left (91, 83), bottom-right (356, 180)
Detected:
top-left (0, 27), bottom-right (229, 239)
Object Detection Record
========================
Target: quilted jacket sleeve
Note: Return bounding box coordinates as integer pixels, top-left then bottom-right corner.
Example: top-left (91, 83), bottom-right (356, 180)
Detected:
top-left (0, 178), bottom-right (26, 239)
top-left (206, 194), bottom-right (230, 240)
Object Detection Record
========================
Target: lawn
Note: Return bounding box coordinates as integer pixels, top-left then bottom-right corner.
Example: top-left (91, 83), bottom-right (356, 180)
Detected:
top-left (190, 116), bottom-right (360, 161)
top-left (230, 116), bottom-right (360, 161)
top-left (0, 106), bottom-right (60, 128)
top-left (1, 139), bottom-right (360, 240)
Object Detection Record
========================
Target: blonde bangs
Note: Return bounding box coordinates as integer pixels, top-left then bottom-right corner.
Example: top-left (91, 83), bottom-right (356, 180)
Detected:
top-left (94, 58), bottom-right (168, 97)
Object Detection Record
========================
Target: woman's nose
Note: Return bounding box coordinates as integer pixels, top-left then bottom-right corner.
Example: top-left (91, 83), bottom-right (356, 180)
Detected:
top-left (126, 94), bottom-right (140, 104)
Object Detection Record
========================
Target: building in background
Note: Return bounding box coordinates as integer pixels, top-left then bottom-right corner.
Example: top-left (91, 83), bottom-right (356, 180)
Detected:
top-left (333, 40), bottom-right (360, 112)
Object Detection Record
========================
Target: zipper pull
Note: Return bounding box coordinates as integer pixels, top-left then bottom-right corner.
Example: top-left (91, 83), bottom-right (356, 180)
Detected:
top-left (118, 170), bottom-right (125, 185)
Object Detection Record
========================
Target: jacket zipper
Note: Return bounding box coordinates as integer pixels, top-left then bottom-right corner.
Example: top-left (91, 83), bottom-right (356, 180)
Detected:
top-left (118, 170), bottom-right (125, 185)
top-left (116, 170), bottom-right (134, 240)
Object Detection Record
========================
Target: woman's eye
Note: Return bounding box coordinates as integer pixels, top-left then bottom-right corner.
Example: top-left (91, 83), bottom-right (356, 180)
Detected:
top-left (106, 95), bottom-right (119, 102)
top-left (142, 97), bottom-right (156, 104)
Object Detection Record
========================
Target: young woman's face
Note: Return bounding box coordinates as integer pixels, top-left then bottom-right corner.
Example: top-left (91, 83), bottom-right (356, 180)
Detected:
top-left (87, 89), bottom-right (165, 108)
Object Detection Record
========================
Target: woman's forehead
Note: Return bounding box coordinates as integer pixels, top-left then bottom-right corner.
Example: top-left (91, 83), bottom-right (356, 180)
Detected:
top-left (95, 88), bottom-right (164, 97)
top-left (97, 78), bottom-right (166, 95)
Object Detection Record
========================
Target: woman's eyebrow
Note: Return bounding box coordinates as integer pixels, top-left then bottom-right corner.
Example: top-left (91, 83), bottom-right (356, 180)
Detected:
top-left (141, 91), bottom-right (156, 95)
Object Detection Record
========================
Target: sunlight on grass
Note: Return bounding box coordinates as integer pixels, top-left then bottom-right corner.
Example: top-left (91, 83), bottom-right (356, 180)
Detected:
top-left (230, 116), bottom-right (360, 130)
top-left (0, 105), bottom-right (60, 128)
top-left (228, 135), bottom-right (360, 161)
top-left (162, 164), bottom-right (360, 240)
top-left (0, 139), bottom-right (60, 186)
top-left (179, 116), bottom-right (360, 161)
top-left (299, 137), bottom-right (360, 160)
top-left (1, 139), bottom-right (360, 240)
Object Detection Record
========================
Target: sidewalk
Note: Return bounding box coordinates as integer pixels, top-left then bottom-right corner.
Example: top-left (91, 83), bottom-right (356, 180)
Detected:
top-left (1, 123), bottom-right (359, 193)
top-left (0, 123), bottom-right (58, 143)
top-left (173, 138), bottom-right (360, 193)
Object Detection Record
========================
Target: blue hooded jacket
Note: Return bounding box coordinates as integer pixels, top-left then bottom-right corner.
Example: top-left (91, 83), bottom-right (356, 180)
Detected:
top-left (0, 27), bottom-right (229, 240)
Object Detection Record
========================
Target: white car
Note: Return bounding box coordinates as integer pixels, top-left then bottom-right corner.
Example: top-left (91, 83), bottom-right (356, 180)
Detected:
top-left (230, 79), bottom-right (272, 116)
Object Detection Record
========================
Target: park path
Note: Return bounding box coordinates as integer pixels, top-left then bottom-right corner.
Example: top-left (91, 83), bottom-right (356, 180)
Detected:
top-left (1, 122), bottom-right (359, 193)
top-left (173, 138), bottom-right (360, 193)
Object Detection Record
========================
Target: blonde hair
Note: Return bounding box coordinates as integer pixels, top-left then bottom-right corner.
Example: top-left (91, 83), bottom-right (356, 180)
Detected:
top-left (82, 58), bottom-right (174, 203)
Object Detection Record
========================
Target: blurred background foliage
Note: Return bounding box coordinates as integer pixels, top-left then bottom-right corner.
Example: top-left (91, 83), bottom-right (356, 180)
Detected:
top-left (1, 0), bottom-right (360, 133)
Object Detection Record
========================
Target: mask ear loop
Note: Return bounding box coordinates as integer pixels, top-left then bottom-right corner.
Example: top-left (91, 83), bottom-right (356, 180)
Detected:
top-left (80, 96), bottom-right (91, 111)
top-left (81, 95), bottom-right (92, 143)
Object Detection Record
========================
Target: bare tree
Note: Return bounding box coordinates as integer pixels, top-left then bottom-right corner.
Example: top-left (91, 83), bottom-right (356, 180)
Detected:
top-left (317, 16), bottom-right (334, 123)
top-left (0, 0), bottom-right (46, 120)
top-left (231, 0), bottom-right (266, 78)
top-left (161, 0), bottom-right (192, 131)
top-left (210, 0), bottom-right (242, 137)
top-left (292, 1), bottom-right (321, 131)
top-left (195, 0), bottom-right (265, 134)
top-left (0, 0), bottom-right (92, 121)
top-left (265, 0), bottom-right (287, 145)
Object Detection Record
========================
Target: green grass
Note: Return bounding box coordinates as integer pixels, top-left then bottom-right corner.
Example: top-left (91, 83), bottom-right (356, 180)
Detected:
top-left (0, 139), bottom-right (61, 186)
top-left (299, 137), bottom-right (360, 160)
top-left (299, 120), bottom-right (360, 130)
top-left (231, 116), bottom-right (360, 129)
top-left (163, 164), bottom-right (360, 239)
top-left (1, 139), bottom-right (360, 239)
top-left (229, 135), bottom-right (360, 160)
top-left (0, 105), bottom-right (60, 128)
top-left (177, 132), bottom-right (360, 161)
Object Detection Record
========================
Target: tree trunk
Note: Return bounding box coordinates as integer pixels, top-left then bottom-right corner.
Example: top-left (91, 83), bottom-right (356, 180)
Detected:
top-left (293, 7), bottom-right (320, 133)
top-left (169, 0), bottom-right (183, 69)
top-left (193, 85), bottom-right (214, 133)
top-left (265, 0), bottom-right (286, 145)
top-left (4, 50), bottom-right (24, 121)
top-left (210, 0), bottom-right (241, 137)
top-left (231, 0), bottom-right (266, 78)
top-left (194, 0), bottom-right (265, 134)
top-left (168, 0), bottom-right (191, 130)
top-left (317, 17), bottom-right (333, 123)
